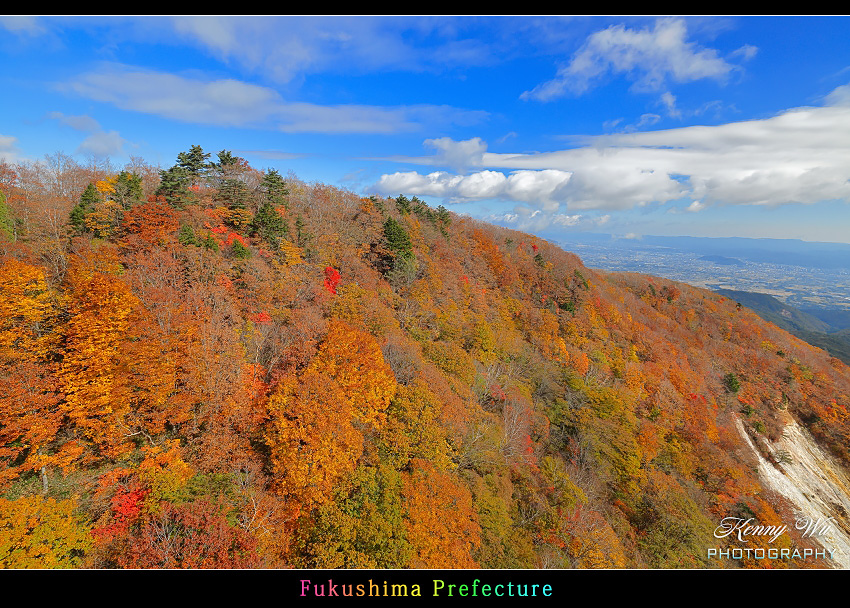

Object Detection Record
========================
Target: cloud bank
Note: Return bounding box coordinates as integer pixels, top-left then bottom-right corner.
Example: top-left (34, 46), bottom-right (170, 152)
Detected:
top-left (373, 169), bottom-right (573, 212)
top-left (370, 83), bottom-right (850, 220)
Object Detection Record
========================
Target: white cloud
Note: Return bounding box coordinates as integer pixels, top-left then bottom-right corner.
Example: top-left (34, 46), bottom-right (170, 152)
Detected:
top-left (825, 83), bottom-right (850, 107)
top-left (0, 134), bottom-right (20, 163)
top-left (729, 44), bottom-right (758, 61)
top-left (584, 103), bottom-right (850, 207)
top-left (603, 118), bottom-right (624, 131)
top-left (552, 213), bottom-right (582, 226)
top-left (453, 170), bottom-right (507, 199)
top-left (483, 209), bottom-right (621, 234)
top-left (47, 112), bottom-right (102, 133)
top-left (370, 81), bottom-right (850, 219)
top-left (668, 200), bottom-right (706, 214)
top-left (78, 131), bottom-right (126, 157)
top-left (507, 86), bottom-right (850, 208)
top-left (522, 17), bottom-right (743, 102)
top-left (372, 155), bottom-right (682, 213)
top-left (371, 168), bottom-right (573, 211)
top-left (375, 136), bottom-right (490, 168)
top-left (423, 136), bottom-right (488, 171)
top-left (607, 102), bottom-right (731, 136)
top-left (560, 165), bottom-right (686, 210)
top-left (637, 113), bottom-right (661, 128)
top-left (48, 111), bottom-right (126, 157)
top-left (660, 91), bottom-right (681, 119)
top-left (502, 170), bottom-right (574, 211)
top-left (495, 131), bottom-right (518, 144)
top-left (170, 16), bottom-right (409, 84)
top-left (61, 64), bottom-right (486, 134)
top-left (373, 170), bottom-right (492, 198)
top-left (63, 67), bottom-right (283, 128)
top-left (490, 212), bottom-right (519, 224)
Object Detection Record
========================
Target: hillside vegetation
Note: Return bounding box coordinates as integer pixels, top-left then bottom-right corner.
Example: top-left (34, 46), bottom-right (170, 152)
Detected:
top-left (1, 147), bottom-right (850, 569)
top-left (715, 289), bottom-right (850, 365)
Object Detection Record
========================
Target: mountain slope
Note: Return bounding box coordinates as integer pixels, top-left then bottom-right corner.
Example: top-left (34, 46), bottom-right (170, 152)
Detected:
top-left (1, 148), bottom-right (850, 569)
top-left (714, 288), bottom-right (850, 364)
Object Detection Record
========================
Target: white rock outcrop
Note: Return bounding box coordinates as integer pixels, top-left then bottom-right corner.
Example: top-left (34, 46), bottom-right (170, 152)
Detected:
top-left (736, 415), bottom-right (850, 568)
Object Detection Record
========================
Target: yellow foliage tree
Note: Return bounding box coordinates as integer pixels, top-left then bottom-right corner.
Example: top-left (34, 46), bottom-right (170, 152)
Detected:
top-left (0, 495), bottom-right (92, 568)
top-left (309, 318), bottom-right (396, 428)
top-left (278, 240), bottom-right (303, 266)
top-left (138, 441), bottom-right (193, 513)
top-left (380, 379), bottom-right (453, 470)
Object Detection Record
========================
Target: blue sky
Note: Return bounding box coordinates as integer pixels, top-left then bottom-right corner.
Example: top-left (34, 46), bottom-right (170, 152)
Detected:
top-left (3, 15), bottom-right (850, 243)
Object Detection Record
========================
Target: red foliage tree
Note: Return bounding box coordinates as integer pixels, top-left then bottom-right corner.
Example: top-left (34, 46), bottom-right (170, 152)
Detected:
top-left (121, 202), bottom-right (179, 246)
top-left (117, 500), bottom-right (261, 569)
top-left (324, 266), bottom-right (341, 294)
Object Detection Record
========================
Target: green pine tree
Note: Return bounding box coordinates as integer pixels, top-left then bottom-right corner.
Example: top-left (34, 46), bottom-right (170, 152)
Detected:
top-left (218, 178), bottom-right (250, 210)
top-left (723, 372), bottom-right (741, 394)
top-left (231, 239), bottom-right (251, 259)
top-left (436, 205), bottom-right (451, 226)
top-left (214, 150), bottom-right (241, 169)
top-left (395, 194), bottom-right (411, 215)
top-left (178, 224), bottom-right (200, 246)
top-left (262, 169), bottom-right (289, 209)
top-left (112, 171), bottom-right (144, 208)
top-left (155, 165), bottom-right (191, 208)
top-left (201, 232), bottom-right (219, 252)
top-left (295, 215), bottom-right (306, 246)
top-left (250, 200), bottom-right (287, 247)
top-left (383, 217), bottom-right (413, 262)
top-left (69, 183), bottom-right (100, 231)
top-left (176, 144), bottom-right (211, 179)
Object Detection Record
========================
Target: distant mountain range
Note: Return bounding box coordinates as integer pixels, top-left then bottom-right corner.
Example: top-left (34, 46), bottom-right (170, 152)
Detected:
top-left (553, 233), bottom-right (850, 270)
top-left (714, 288), bottom-right (850, 364)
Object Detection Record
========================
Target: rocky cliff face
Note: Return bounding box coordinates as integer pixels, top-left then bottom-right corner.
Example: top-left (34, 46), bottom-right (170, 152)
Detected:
top-left (737, 415), bottom-right (850, 568)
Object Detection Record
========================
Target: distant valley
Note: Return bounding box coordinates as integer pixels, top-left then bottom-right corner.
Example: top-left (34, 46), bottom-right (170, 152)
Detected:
top-left (699, 255), bottom-right (745, 266)
top-left (558, 232), bottom-right (850, 312)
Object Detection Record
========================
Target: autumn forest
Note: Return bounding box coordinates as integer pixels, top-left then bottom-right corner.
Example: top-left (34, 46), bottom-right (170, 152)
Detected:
top-left (1, 146), bottom-right (850, 569)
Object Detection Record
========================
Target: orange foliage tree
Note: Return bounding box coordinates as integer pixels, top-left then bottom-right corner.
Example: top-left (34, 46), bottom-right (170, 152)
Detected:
top-left (60, 248), bottom-right (140, 460)
top-left (263, 369), bottom-right (363, 509)
top-left (402, 459), bottom-right (481, 568)
top-left (0, 258), bottom-right (66, 488)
